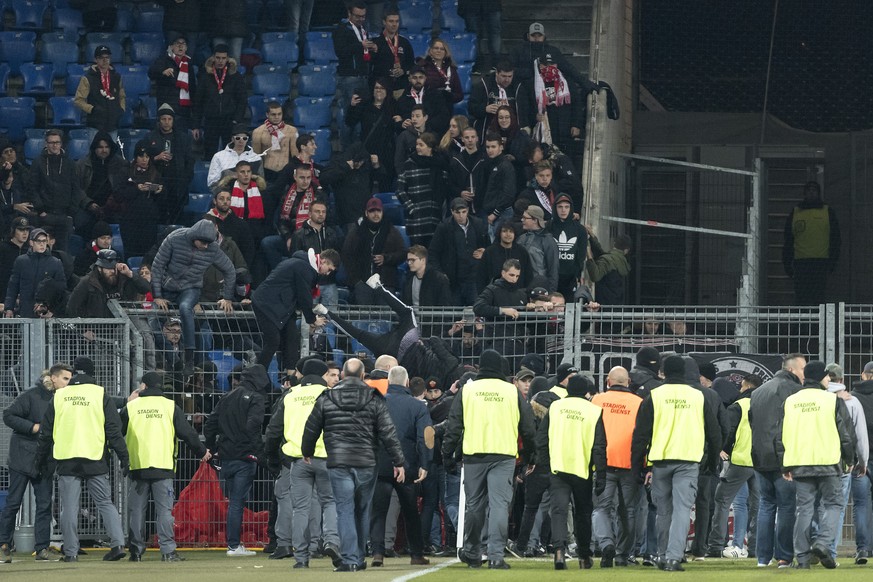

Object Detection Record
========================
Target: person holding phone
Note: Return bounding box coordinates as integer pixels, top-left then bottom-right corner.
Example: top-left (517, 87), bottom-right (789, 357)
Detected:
top-left (108, 141), bottom-right (163, 257)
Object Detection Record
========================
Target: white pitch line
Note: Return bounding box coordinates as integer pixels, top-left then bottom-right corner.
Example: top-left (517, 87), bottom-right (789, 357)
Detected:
top-left (390, 558), bottom-right (460, 582)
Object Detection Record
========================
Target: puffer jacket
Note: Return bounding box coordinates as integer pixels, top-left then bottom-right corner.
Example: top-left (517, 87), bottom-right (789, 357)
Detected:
top-left (301, 376), bottom-right (405, 469)
top-left (204, 365), bottom-right (269, 462)
top-left (3, 377), bottom-right (54, 477)
top-left (193, 56), bottom-right (246, 124)
top-left (151, 218), bottom-right (236, 299)
top-left (749, 369), bottom-right (802, 472)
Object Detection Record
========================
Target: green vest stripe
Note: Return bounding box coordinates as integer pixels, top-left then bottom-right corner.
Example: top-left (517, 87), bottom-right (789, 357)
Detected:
top-left (126, 396), bottom-right (177, 471)
top-left (648, 384), bottom-right (705, 463)
top-left (282, 384), bottom-right (327, 458)
top-left (54, 384), bottom-right (105, 461)
top-left (782, 389), bottom-right (840, 467)
top-left (549, 397), bottom-right (600, 479)
top-left (462, 378), bottom-right (520, 457)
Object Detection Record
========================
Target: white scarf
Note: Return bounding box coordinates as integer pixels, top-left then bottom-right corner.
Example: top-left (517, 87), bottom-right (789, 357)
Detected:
top-left (533, 59), bottom-right (571, 113)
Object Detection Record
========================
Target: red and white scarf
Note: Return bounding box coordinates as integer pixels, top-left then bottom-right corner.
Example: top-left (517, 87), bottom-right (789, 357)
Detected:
top-left (410, 87), bottom-right (424, 104)
top-left (213, 65), bottom-right (227, 94)
top-left (384, 32), bottom-right (400, 64)
top-left (351, 23), bottom-right (370, 62)
top-left (534, 60), bottom-right (571, 112)
top-left (99, 69), bottom-right (114, 100)
top-left (230, 179), bottom-right (264, 219)
top-left (534, 187), bottom-right (554, 215)
top-left (265, 118), bottom-right (286, 151)
top-left (307, 248), bottom-right (322, 298)
top-left (174, 53), bottom-right (191, 106)
top-left (280, 185), bottom-right (314, 230)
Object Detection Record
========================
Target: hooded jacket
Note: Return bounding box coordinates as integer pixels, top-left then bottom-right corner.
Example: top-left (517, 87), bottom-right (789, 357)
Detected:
top-left (75, 131), bottom-right (125, 206)
top-left (522, 143), bottom-right (583, 206)
top-left (151, 218), bottom-right (236, 299)
top-left (586, 234), bottom-right (629, 305)
top-left (204, 365), bottom-right (269, 461)
top-left (469, 73), bottom-right (532, 135)
top-left (852, 378), bottom-right (873, 445)
top-left (301, 376), bottom-right (405, 469)
top-left (478, 240), bottom-right (533, 291)
top-left (479, 153), bottom-right (516, 219)
top-left (628, 364), bottom-right (663, 399)
top-left (29, 149), bottom-right (88, 216)
top-left (548, 213), bottom-right (587, 279)
top-left (251, 250), bottom-right (318, 327)
top-left (320, 143), bottom-right (387, 225)
top-left (193, 56), bottom-right (246, 124)
top-left (3, 376), bottom-right (55, 477)
top-left (748, 369), bottom-right (802, 472)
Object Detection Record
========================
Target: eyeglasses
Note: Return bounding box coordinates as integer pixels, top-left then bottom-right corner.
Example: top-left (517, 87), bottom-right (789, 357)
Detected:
top-left (233, 135), bottom-right (249, 141)
top-left (522, 215), bottom-right (533, 220)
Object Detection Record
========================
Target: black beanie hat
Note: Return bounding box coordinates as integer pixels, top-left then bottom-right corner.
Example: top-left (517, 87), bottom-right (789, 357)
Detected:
top-left (556, 362), bottom-right (579, 385)
top-left (478, 349), bottom-right (509, 380)
top-left (636, 347), bottom-right (661, 371)
top-left (91, 220), bottom-right (112, 239)
top-left (73, 356), bottom-right (95, 376)
top-left (141, 371), bottom-right (163, 389)
top-left (302, 358), bottom-right (329, 378)
top-left (567, 375), bottom-right (593, 398)
top-left (698, 362), bottom-right (717, 382)
top-left (662, 355), bottom-right (686, 379)
top-left (804, 360), bottom-right (828, 383)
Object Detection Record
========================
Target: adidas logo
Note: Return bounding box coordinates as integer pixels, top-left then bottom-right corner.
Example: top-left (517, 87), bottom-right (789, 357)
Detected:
top-left (556, 230), bottom-right (577, 252)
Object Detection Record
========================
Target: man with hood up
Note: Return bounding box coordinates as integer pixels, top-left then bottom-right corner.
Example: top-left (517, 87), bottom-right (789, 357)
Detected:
top-left (442, 349), bottom-right (537, 570)
top-left (320, 142), bottom-right (387, 228)
top-left (151, 219), bottom-right (236, 375)
top-left (204, 363), bottom-right (271, 557)
top-left (301, 358), bottom-right (406, 572)
top-left (548, 193), bottom-right (586, 299)
top-left (74, 131), bottom-right (124, 232)
top-left (340, 197), bottom-right (406, 297)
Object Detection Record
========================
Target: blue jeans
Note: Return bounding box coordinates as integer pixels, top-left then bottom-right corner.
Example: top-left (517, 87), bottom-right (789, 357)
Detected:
top-left (335, 76), bottom-right (368, 146)
top-left (443, 469), bottom-right (460, 530)
top-left (732, 482), bottom-right (750, 548)
top-left (221, 459), bottom-right (258, 549)
top-left (161, 288), bottom-right (201, 350)
top-left (830, 473), bottom-right (870, 556)
top-left (755, 470), bottom-right (795, 564)
top-left (0, 468), bottom-right (53, 550)
top-left (329, 466), bottom-right (377, 567)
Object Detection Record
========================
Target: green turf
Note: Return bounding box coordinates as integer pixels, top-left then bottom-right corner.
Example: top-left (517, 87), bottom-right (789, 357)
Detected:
top-left (1, 551), bottom-right (869, 580)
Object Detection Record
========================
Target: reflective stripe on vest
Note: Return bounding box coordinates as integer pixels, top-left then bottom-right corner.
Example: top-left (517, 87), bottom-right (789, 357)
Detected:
top-left (648, 384), bottom-right (705, 463)
top-left (781, 389), bottom-right (840, 467)
top-left (732, 398), bottom-right (753, 467)
top-left (549, 397), bottom-right (601, 479)
top-left (126, 395), bottom-right (176, 471)
top-left (550, 386), bottom-right (568, 399)
top-left (462, 378), bottom-right (520, 457)
top-left (792, 206), bottom-right (830, 259)
top-left (282, 384), bottom-right (328, 458)
top-left (53, 383), bottom-right (105, 461)
top-left (591, 390), bottom-right (642, 469)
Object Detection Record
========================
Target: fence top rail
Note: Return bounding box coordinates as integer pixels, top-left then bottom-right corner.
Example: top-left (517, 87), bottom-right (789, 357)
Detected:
top-left (617, 152), bottom-right (759, 176)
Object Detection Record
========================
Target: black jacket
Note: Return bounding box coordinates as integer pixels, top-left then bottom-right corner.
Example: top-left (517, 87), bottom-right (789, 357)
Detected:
top-left (479, 154), bottom-right (516, 219)
top-left (447, 148), bottom-right (484, 202)
top-left (473, 277), bottom-right (528, 318)
top-left (333, 20), bottom-right (371, 77)
top-left (469, 73), bottom-right (532, 135)
top-left (320, 143), bottom-right (386, 225)
top-left (204, 208), bottom-right (256, 267)
top-left (508, 40), bottom-right (597, 93)
top-left (748, 369), bottom-right (802, 472)
top-left (401, 266), bottom-right (452, 307)
top-left (427, 215), bottom-right (489, 286)
top-left (3, 379), bottom-right (54, 477)
top-left (852, 379), bottom-right (873, 445)
top-left (29, 151), bottom-right (88, 216)
top-left (157, 0), bottom-right (201, 32)
top-left (251, 251), bottom-right (318, 327)
top-left (4, 248), bottom-right (66, 318)
top-left (341, 217), bottom-right (406, 289)
top-left (193, 57), bottom-right (246, 123)
top-left (148, 52), bottom-right (198, 117)
top-left (370, 33), bottom-right (416, 92)
top-left (77, 65), bottom-right (125, 132)
top-left (548, 215), bottom-right (587, 278)
top-left (120, 387), bottom-right (206, 480)
top-left (204, 365), bottom-right (269, 462)
top-left (35, 373), bottom-right (128, 477)
top-left (684, 357), bottom-right (729, 472)
top-left (536, 396), bottom-right (606, 485)
top-left (301, 376), bottom-right (405, 469)
top-left (478, 242), bottom-right (533, 291)
top-left (75, 130), bottom-right (124, 207)
top-left (0, 239), bottom-right (27, 300)
top-left (396, 89), bottom-right (452, 136)
top-left (376, 384), bottom-right (433, 478)
top-left (628, 365), bottom-right (662, 399)
top-left (723, 389), bottom-right (752, 455)
top-left (66, 267), bottom-right (150, 318)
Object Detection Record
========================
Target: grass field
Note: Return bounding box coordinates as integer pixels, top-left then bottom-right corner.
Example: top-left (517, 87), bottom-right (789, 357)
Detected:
top-left (1, 550), bottom-right (871, 580)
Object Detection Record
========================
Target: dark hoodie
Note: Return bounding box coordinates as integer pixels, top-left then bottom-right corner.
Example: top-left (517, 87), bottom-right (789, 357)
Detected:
top-left (548, 211), bottom-right (587, 278)
top-left (301, 376), bottom-right (405, 469)
top-left (682, 356), bottom-right (728, 472)
top-left (204, 364), bottom-right (269, 462)
top-left (628, 364), bottom-right (662, 399)
top-left (852, 378), bottom-right (873, 445)
top-left (76, 131), bottom-right (124, 206)
top-left (320, 143), bottom-right (387, 225)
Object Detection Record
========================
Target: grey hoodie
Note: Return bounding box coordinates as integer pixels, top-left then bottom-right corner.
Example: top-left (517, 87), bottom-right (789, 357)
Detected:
top-left (151, 218), bottom-right (236, 299)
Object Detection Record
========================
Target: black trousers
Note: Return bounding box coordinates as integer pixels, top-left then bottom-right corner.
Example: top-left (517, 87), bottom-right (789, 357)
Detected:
top-left (792, 258), bottom-right (830, 305)
top-left (329, 283), bottom-right (417, 358)
top-left (515, 471), bottom-right (551, 550)
top-left (690, 470), bottom-right (718, 557)
top-left (254, 303), bottom-right (300, 370)
top-left (369, 477), bottom-right (425, 557)
top-left (550, 472), bottom-right (593, 558)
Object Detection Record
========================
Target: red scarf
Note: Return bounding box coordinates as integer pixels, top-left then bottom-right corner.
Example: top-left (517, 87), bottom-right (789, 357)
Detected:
top-left (280, 185), bottom-right (314, 230)
top-left (540, 65), bottom-right (564, 99)
top-left (265, 117), bottom-right (286, 151)
top-left (174, 53), bottom-right (191, 106)
top-left (384, 32), bottom-right (400, 64)
top-left (230, 179), bottom-right (264, 219)
top-left (100, 69), bottom-right (112, 96)
top-left (213, 65), bottom-right (227, 94)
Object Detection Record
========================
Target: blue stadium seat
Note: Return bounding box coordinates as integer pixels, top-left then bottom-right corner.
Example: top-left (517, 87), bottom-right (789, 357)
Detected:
top-left (41, 40), bottom-right (78, 75)
top-left (109, 223), bottom-right (123, 258)
top-left (309, 128), bottom-right (331, 163)
top-left (0, 98), bottom-right (36, 141)
top-left (135, 9), bottom-right (163, 32)
top-left (85, 31), bottom-right (127, 45)
top-left (24, 128), bottom-right (44, 140)
top-left (455, 63), bottom-right (472, 93)
top-left (69, 127), bottom-right (97, 142)
top-left (395, 225), bottom-right (411, 248)
top-left (406, 34), bottom-right (430, 59)
top-left (303, 31), bottom-right (336, 64)
top-left (68, 234), bottom-right (85, 258)
top-left (383, 204), bottom-right (405, 226)
top-left (440, 1), bottom-right (466, 33)
top-left (120, 128), bottom-right (149, 159)
top-left (52, 7), bottom-right (82, 35)
top-left (66, 63), bottom-right (88, 94)
top-left (253, 63), bottom-right (290, 76)
top-left (126, 256), bottom-right (143, 272)
top-left (48, 96), bottom-right (83, 128)
top-left (453, 98), bottom-right (468, 116)
top-left (85, 41), bottom-right (123, 65)
top-left (42, 31), bottom-right (77, 43)
top-left (261, 32), bottom-right (297, 44)
top-left (293, 97), bottom-right (332, 128)
top-left (117, 65), bottom-right (151, 98)
top-left (66, 138), bottom-right (89, 160)
top-left (19, 63), bottom-right (54, 97)
top-left (0, 64), bottom-right (9, 97)
top-left (137, 96), bottom-right (157, 127)
top-left (183, 193), bottom-right (212, 219)
top-left (117, 104), bottom-right (134, 129)
top-left (251, 71), bottom-right (291, 98)
top-left (10, 0), bottom-right (48, 31)
top-left (296, 64), bottom-right (336, 97)
top-left (130, 32), bottom-right (165, 64)
top-left (445, 33), bottom-right (476, 63)
top-left (0, 32), bottom-right (37, 74)
top-left (247, 95), bottom-right (273, 128)
top-left (115, 7), bottom-right (134, 33)
top-left (24, 137), bottom-right (42, 161)
top-left (260, 40), bottom-right (299, 67)
top-left (189, 161), bottom-right (210, 193)
top-left (399, 2), bottom-right (432, 32)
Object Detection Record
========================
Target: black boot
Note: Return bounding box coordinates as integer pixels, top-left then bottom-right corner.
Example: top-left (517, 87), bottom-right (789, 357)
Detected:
top-left (554, 548), bottom-right (566, 570)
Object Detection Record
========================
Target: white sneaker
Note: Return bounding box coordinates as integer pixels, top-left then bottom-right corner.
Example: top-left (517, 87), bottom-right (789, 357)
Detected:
top-left (366, 273), bottom-right (381, 289)
top-left (722, 546), bottom-right (748, 559)
top-left (313, 303), bottom-right (328, 316)
top-left (227, 545), bottom-right (256, 556)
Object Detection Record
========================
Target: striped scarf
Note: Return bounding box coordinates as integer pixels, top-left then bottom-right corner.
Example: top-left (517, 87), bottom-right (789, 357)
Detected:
top-left (230, 180), bottom-right (264, 219)
top-left (174, 53), bottom-right (191, 106)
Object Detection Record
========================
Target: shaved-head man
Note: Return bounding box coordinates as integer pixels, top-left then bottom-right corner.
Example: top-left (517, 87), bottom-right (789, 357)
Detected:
top-left (366, 355), bottom-right (398, 396)
top-left (591, 366), bottom-right (644, 567)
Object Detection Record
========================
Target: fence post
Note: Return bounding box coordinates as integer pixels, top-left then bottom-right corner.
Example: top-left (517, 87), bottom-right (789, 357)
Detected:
top-left (823, 303), bottom-right (837, 363)
top-left (564, 302), bottom-right (578, 368)
top-left (837, 302), bottom-right (845, 368)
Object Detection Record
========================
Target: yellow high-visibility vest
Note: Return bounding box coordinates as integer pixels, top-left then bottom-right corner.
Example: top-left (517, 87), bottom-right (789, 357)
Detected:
top-left (282, 384), bottom-right (328, 458)
top-left (731, 398), bottom-right (753, 467)
top-left (549, 397), bottom-right (601, 479)
top-left (781, 389), bottom-right (840, 467)
top-left (126, 395), bottom-right (177, 471)
top-left (792, 206), bottom-right (830, 259)
top-left (53, 383), bottom-right (105, 461)
top-left (648, 384), bottom-right (705, 463)
top-left (462, 378), bottom-right (520, 457)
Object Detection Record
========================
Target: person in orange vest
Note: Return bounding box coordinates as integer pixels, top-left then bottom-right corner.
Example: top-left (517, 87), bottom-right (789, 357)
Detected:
top-left (591, 366), bottom-right (643, 567)
top-left (366, 355), bottom-right (397, 395)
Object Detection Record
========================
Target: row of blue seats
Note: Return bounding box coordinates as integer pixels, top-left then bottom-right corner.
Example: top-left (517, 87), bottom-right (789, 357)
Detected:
top-left (0, 2), bottom-right (163, 34)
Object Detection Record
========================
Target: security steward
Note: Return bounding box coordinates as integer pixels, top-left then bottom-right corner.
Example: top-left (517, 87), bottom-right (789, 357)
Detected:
top-left (776, 360), bottom-right (855, 569)
top-left (265, 358), bottom-right (342, 568)
top-left (442, 349), bottom-right (537, 570)
top-left (34, 361), bottom-right (129, 562)
top-left (591, 365), bottom-right (643, 567)
top-left (631, 355), bottom-right (721, 572)
top-left (121, 371), bottom-right (207, 562)
top-left (538, 375), bottom-right (606, 570)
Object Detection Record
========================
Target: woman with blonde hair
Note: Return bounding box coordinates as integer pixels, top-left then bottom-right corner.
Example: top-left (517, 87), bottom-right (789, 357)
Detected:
top-left (439, 115), bottom-right (469, 152)
top-left (419, 38), bottom-right (464, 133)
